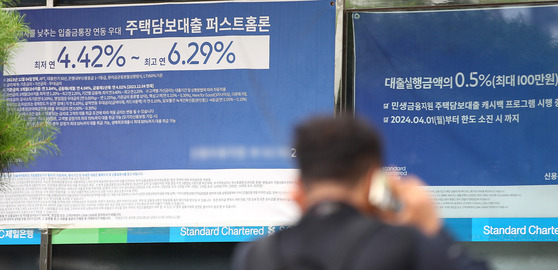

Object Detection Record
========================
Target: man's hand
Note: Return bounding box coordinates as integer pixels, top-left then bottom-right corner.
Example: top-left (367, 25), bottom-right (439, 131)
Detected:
top-left (379, 176), bottom-right (442, 236)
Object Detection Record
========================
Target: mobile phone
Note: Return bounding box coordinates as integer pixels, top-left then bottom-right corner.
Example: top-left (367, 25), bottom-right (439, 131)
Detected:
top-left (368, 171), bottom-right (402, 212)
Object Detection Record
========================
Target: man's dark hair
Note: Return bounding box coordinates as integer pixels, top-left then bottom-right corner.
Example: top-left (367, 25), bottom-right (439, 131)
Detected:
top-left (294, 116), bottom-right (384, 187)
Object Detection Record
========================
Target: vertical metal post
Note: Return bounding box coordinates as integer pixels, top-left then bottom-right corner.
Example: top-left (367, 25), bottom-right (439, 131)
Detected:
top-left (40, 0), bottom-right (54, 266)
top-left (39, 229), bottom-right (52, 270)
top-left (334, 0), bottom-right (345, 115)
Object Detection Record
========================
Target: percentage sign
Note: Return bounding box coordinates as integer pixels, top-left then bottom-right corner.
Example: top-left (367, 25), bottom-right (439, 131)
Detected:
top-left (105, 45), bottom-right (126, 67)
top-left (215, 41), bottom-right (236, 64)
top-left (479, 74), bottom-right (492, 87)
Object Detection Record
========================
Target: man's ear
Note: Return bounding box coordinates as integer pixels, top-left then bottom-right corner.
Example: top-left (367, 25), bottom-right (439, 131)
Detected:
top-left (290, 177), bottom-right (308, 211)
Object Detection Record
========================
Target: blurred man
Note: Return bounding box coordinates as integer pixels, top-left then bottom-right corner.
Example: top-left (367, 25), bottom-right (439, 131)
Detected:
top-left (232, 116), bottom-right (488, 270)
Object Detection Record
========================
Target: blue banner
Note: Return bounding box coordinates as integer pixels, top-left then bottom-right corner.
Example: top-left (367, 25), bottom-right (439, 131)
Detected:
top-left (0, 1), bottom-right (334, 232)
top-left (4, 0), bottom-right (335, 172)
top-left (471, 218), bottom-right (558, 241)
top-left (353, 7), bottom-right (558, 187)
top-left (352, 6), bottom-right (558, 241)
top-left (0, 229), bottom-right (40, 245)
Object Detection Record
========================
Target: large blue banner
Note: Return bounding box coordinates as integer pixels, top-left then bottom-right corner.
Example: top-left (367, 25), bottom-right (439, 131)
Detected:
top-left (352, 6), bottom-right (558, 241)
top-left (0, 1), bottom-right (335, 232)
top-left (353, 7), bottom-right (558, 187)
top-left (5, 0), bottom-right (334, 171)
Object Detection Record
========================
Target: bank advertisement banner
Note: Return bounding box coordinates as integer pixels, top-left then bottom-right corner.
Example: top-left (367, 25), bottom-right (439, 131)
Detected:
top-left (352, 5), bottom-right (558, 241)
top-left (0, 0), bottom-right (335, 237)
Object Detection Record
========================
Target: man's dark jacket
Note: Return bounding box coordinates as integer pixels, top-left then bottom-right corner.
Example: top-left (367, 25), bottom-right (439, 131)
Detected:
top-left (232, 202), bottom-right (489, 270)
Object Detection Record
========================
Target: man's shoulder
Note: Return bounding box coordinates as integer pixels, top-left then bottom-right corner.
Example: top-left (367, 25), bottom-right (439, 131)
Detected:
top-left (272, 206), bottom-right (423, 265)
top-left (233, 219), bottom-right (422, 270)
top-left (281, 202), bottom-right (421, 243)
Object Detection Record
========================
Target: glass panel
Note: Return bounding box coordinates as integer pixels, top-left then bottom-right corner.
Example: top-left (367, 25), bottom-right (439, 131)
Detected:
top-left (13, 0), bottom-right (46, 7)
top-left (52, 242), bottom-right (236, 269)
top-left (0, 245), bottom-right (40, 269)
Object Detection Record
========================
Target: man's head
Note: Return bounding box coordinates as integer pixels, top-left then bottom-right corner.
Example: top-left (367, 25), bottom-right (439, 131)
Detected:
top-left (293, 115), bottom-right (384, 189)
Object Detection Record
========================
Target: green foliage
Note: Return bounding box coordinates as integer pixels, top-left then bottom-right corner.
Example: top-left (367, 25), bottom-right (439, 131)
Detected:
top-left (0, 97), bottom-right (60, 177)
top-left (0, 1), bottom-right (60, 178)
top-left (0, 0), bottom-right (28, 73)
